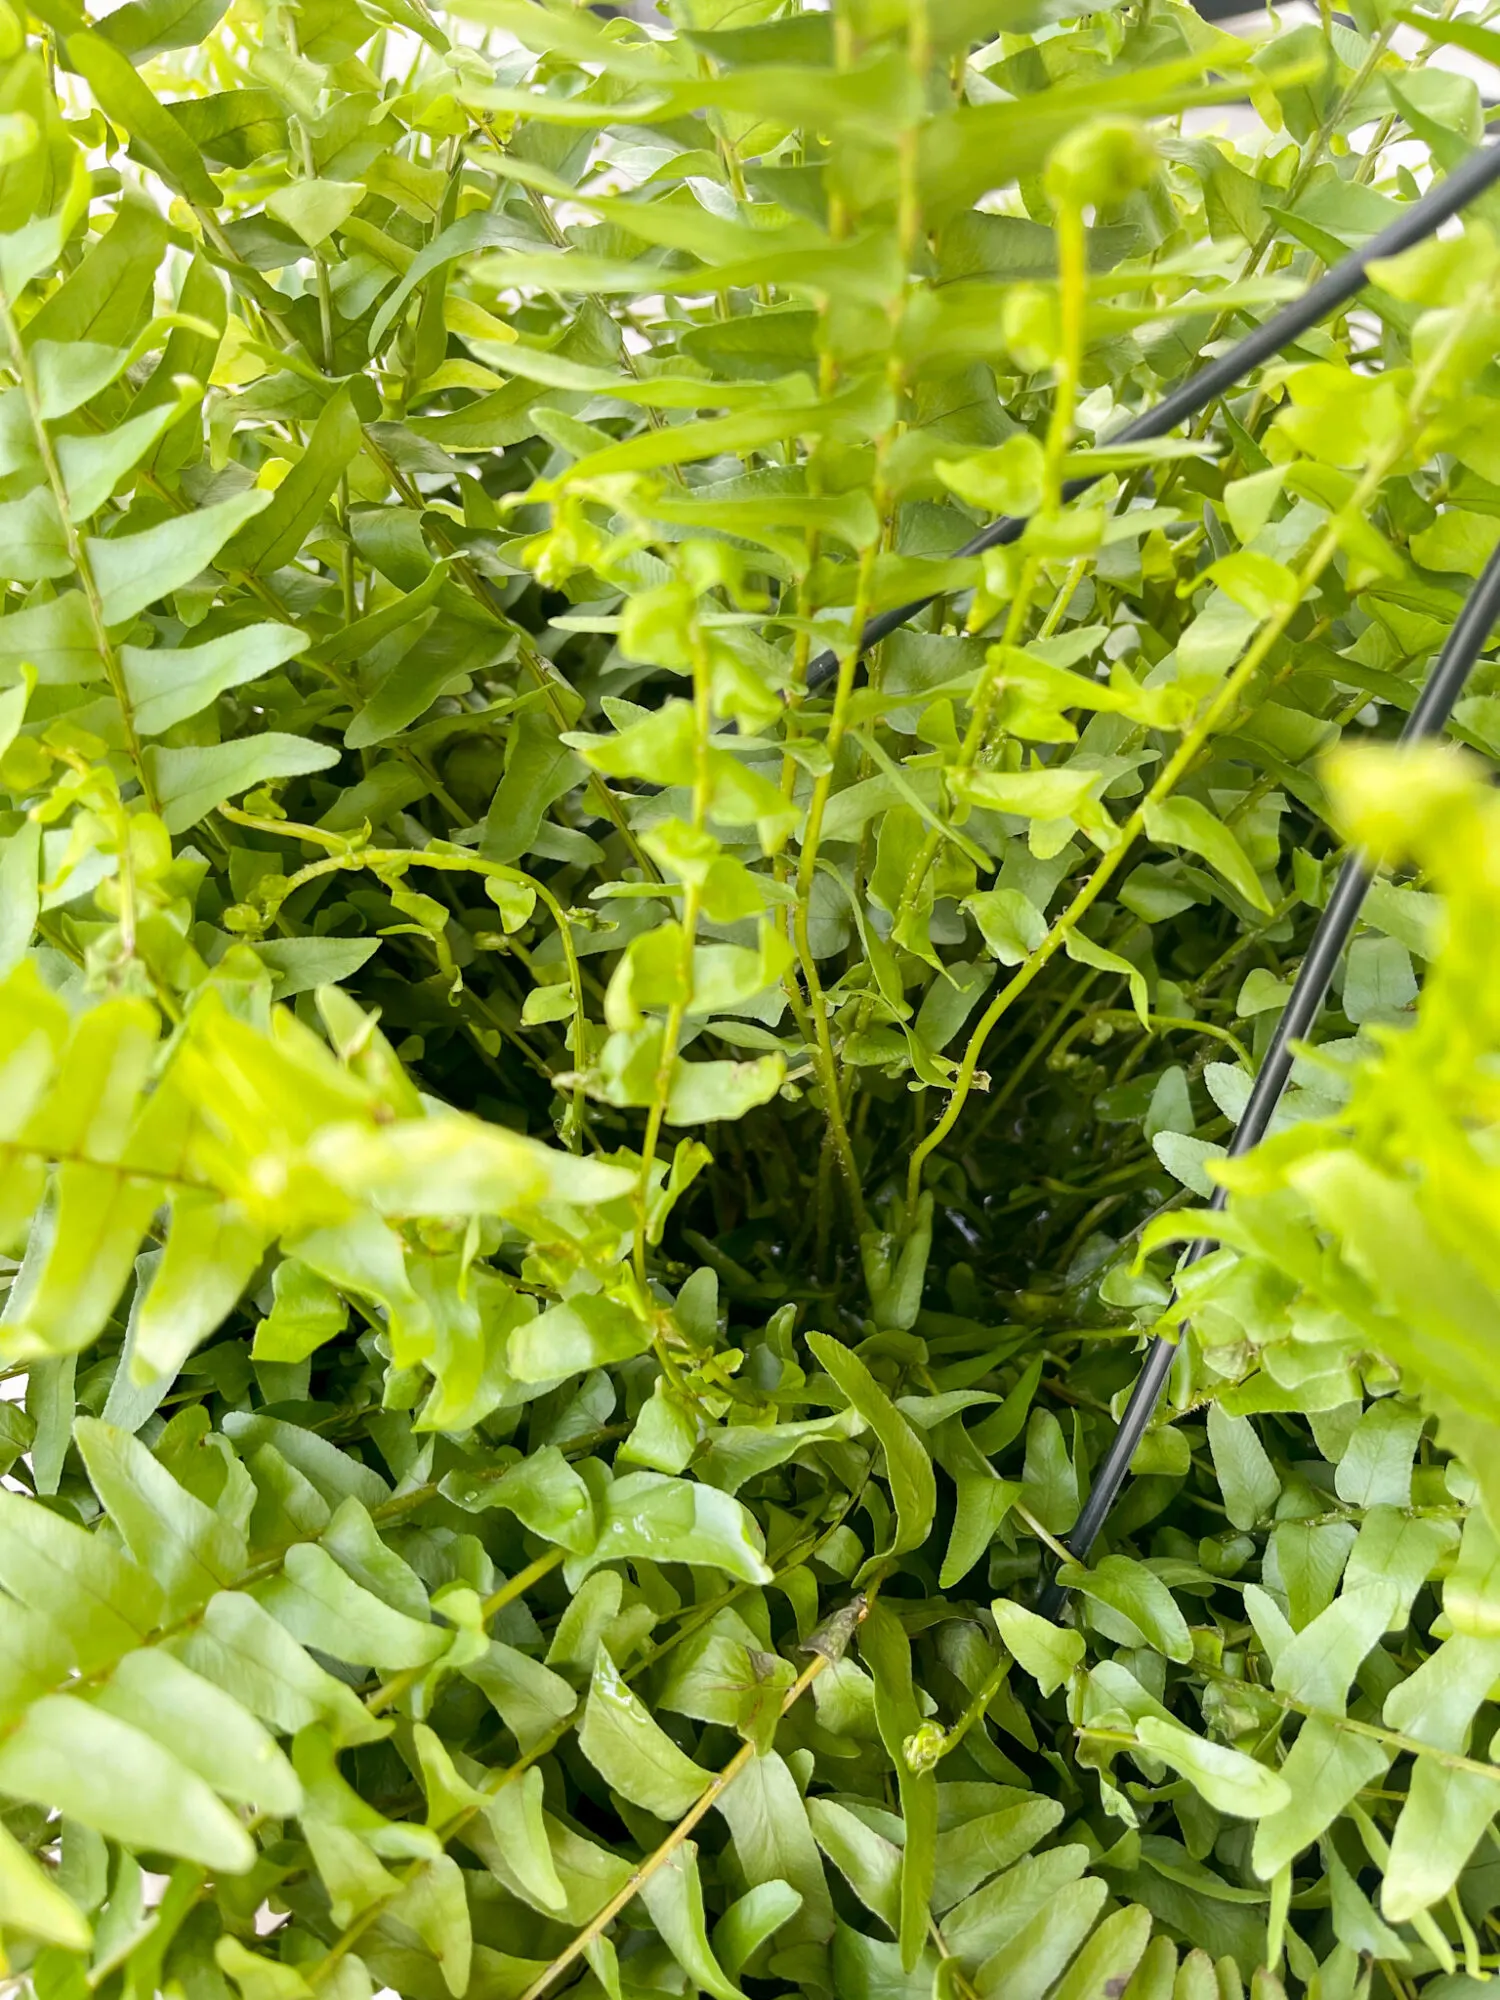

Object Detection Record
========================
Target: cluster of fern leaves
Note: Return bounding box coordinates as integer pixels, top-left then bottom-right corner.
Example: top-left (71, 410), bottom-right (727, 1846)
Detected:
top-left (6, 0), bottom-right (1500, 1994)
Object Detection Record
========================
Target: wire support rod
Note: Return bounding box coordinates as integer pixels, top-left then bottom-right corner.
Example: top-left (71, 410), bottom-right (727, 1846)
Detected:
top-left (804, 138), bottom-right (1500, 693)
top-left (1036, 534), bottom-right (1500, 1618)
top-left (574, 136), bottom-right (1500, 1586)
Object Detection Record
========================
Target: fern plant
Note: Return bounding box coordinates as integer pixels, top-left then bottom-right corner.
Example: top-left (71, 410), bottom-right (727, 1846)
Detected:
top-left (4, 0), bottom-right (1500, 1992)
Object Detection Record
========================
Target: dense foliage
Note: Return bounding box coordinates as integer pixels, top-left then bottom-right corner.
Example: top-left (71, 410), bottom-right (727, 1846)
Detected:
top-left (5, 0), bottom-right (1500, 1993)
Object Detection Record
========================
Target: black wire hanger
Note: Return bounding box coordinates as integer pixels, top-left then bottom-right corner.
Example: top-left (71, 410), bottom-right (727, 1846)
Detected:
top-left (796, 138), bottom-right (1500, 1602)
top-left (1036, 530), bottom-right (1500, 1614)
top-left (804, 137), bottom-right (1500, 693)
top-left (579, 137), bottom-right (1500, 1594)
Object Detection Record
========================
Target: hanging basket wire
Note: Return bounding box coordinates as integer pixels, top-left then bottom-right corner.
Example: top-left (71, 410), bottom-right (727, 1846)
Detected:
top-left (790, 138), bottom-right (1500, 1609)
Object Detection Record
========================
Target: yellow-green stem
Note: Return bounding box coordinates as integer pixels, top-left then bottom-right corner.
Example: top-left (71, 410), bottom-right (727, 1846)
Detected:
top-left (0, 289), bottom-right (158, 839)
top-left (632, 601), bottom-right (715, 1282)
top-left (904, 282), bottom-right (1495, 1210)
top-left (791, 541), bottom-right (882, 1237)
top-left (888, 191), bottom-right (1088, 948)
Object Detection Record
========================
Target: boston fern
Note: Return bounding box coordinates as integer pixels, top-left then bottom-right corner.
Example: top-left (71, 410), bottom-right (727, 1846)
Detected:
top-left (6, 0), bottom-right (1500, 1993)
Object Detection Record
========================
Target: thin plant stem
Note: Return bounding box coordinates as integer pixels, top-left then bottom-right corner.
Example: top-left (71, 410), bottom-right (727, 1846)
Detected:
top-left (516, 1616), bottom-right (866, 2000)
top-left (0, 288), bottom-right (157, 836)
top-left (905, 276), bottom-right (1500, 1211)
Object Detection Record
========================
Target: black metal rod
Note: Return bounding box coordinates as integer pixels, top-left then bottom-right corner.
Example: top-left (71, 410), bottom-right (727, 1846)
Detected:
top-left (1035, 535), bottom-right (1500, 1617)
top-left (805, 138), bottom-right (1500, 693)
top-left (574, 138), bottom-right (1500, 1583)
